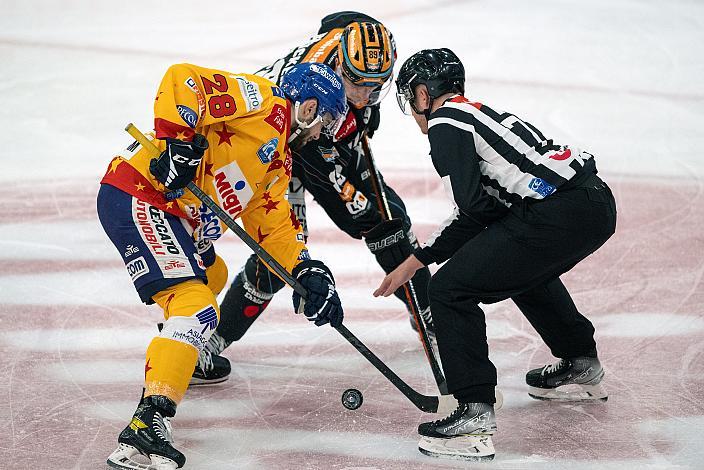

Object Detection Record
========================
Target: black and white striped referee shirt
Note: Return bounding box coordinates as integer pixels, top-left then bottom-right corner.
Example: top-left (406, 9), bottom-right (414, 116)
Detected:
top-left (414, 95), bottom-right (597, 266)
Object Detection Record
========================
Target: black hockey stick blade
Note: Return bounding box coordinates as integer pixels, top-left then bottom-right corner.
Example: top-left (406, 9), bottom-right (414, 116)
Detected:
top-left (336, 324), bottom-right (440, 413)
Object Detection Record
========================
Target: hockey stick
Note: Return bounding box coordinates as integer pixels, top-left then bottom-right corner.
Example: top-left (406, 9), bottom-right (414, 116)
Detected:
top-left (360, 135), bottom-right (449, 395)
top-left (124, 123), bottom-right (455, 414)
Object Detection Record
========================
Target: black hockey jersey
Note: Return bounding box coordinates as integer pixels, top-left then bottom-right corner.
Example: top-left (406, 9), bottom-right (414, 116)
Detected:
top-left (415, 95), bottom-right (597, 265)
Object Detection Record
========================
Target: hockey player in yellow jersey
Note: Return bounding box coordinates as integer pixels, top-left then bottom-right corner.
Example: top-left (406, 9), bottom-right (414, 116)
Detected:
top-left (99, 62), bottom-right (347, 469)
top-left (198, 11), bottom-right (436, 385)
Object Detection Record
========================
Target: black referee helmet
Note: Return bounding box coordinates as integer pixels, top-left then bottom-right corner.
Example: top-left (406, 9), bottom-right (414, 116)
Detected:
top-left (395, 48), bottom-right (465, 115)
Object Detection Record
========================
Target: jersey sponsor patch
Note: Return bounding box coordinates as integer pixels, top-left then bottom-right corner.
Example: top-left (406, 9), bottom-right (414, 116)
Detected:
top-left (335, 111), bottom-right (357, 140)
top-left (233, 75), bottom-right (263, 112)
top-left (264, 104), bottom-right (287, 134)
top-left (197, 204), bottom-right (222, 241)
top-left (126, 256), bottom-right (149, 281)
top-left (212, 161), bottom-right (254, 219)
top-left (528, 177), bottom-right (556, 197)
top-left (132, 199), bottom-right (195, 278)
top-left (257, 137), bottom-right (279, 163)
top-left (318, 145), bottom-right (339, 162)
top-left (176, 104), bottom-right (198, 128)
top-left (159, 313), bottom-right (212, 351)
top-left (195, 305), bottom-right (218, 334)
top-left (124, 244), bottom-right (140, 258)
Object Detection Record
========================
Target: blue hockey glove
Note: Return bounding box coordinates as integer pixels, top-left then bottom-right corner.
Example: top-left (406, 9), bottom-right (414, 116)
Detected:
top-left (292, 260), bottom-right (343, 327)
top-left (149, 133), bottom-right (209, 190)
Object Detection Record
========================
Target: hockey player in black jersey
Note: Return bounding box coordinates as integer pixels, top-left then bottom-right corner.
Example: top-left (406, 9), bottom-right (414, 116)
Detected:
top-left (375, 48), bottom-right (617, 461)
top-left (190, 12), bottom-right (435, 384)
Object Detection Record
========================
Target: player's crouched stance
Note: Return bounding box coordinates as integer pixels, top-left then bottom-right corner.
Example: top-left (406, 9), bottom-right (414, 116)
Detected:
top-left (376, 49), bottom-right (616, 461)
top-left (98, 62), bottom-right (346, 469)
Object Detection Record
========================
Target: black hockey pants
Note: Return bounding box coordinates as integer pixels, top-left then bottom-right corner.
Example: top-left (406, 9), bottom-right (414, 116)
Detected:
top-left (428, 172), bottom-right (617, 404)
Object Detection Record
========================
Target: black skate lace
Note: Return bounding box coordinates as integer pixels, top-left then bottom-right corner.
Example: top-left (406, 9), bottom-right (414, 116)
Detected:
top-left (430, 403), bottom-right (468, 426)
top-left (542, 359), bottom-right (566, 375)
top-left (205, 333), bottom-right (227, 356)
top-left (197, 348), bottom-right (214, 372)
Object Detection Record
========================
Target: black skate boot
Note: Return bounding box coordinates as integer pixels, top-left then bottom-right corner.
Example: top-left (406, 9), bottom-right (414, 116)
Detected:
top-left (409, 306), bottom-right (436, 341)
top-left (526, 356), bottom-right (607, 402)
top-left (190, 332), bottom-right (231, 386)
top-left (418, 402), bottom-right (496, 461)
top-left (107, 395), bottom-right (185, 469)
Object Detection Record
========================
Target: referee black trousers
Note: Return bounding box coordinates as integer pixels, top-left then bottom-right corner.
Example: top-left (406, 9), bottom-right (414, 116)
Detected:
top-left (427, 174), bottom-right (617, 404)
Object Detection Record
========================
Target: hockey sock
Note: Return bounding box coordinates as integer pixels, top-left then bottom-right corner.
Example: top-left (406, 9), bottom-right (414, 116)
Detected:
top-left (146, 280), bottom-right (220, 404)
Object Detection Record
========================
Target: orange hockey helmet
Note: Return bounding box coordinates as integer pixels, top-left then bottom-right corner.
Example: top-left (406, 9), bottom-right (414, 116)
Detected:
top-left (337, 21), bottom-right (396, 87)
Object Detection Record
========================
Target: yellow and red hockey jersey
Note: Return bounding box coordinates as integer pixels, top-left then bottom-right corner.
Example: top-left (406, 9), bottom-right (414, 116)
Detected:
top-left (101, 63), bottom-right (307, 274)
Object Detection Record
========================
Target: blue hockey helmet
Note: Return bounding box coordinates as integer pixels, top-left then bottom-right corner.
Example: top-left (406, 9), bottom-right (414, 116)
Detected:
top-left (280, 62), bottom-right (348, 137)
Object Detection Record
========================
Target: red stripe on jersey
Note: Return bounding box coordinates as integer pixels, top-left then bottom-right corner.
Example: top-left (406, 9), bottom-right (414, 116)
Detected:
top-left (100, 158), bottom-right (189, 219)
top-left (154, 118), bottom-right (196, 140)
top-left (449, 95), bottom-right (482, 109)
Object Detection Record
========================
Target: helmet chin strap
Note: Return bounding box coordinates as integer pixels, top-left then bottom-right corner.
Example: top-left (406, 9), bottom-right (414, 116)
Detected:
top-left (423, 98), bottom-right (434, 121)
top-left (288, 101), bottom-right (322, 144)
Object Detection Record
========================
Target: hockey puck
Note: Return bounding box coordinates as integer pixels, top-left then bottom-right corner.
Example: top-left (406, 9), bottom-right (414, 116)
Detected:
top-left (341, 388), bottom-right (363, 410)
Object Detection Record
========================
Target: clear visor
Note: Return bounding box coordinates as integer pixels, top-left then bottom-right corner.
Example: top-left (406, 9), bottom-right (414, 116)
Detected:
top-left (396, 84), bottom-right (414, 115)
top-left (320, 109), bottom-right (347, 138)
top-left (341, 69), bottom-right (394, 108)
top-left (367, 78), bottom-right (393, 106)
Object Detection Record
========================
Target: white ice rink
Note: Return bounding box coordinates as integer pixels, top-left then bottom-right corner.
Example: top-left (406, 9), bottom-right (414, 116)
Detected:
top-left (1, 1), bottom-right (703, 469)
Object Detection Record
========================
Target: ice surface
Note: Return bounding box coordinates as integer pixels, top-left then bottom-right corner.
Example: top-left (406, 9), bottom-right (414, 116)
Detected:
top-left (1, 0), bottom-right (703, 468)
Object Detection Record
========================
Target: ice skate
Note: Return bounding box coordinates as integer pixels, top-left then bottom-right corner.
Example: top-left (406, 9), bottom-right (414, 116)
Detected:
top-left (418, 402), bottom-right (496, 461)
top-left (107, 395), bottom-right (185, 470)
top-left (190, 332), bottom-right (231, 386)
top-left (526, 356), bottom-right (608, 402)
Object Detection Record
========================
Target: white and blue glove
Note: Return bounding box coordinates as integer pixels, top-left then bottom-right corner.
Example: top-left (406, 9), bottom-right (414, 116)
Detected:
top-left (292, 260), bottom-right (343, 327)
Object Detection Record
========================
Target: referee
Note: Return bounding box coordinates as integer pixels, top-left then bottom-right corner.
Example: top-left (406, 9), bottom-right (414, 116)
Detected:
top-left (374, 48), bottom-right (617, 461)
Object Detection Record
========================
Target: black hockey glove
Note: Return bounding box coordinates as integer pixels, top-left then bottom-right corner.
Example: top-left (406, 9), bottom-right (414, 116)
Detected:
top-left (364, 104), bottom-right (381, 138)
top-left (292, 260), bottom-right (343, 327)
top-left (364, 218), bottom-right (413, 273)
top-left (149, 134), bottom-right (209, 190)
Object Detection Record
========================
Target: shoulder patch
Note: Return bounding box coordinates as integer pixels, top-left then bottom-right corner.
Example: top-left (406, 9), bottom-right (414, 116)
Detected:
top-left (176, 105), bottom-right (198, 128)
top-left (264, 103), bottom-right (287, 134)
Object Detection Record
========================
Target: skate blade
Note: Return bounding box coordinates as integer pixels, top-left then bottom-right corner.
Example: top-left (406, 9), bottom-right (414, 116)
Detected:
top-left (189, 376), bottom-right (229, 386)
top-left (528, 383), bottom-right (608, 402)
top-left (418, 435), bottom-right (495, 461)
top-left (107, 443), bottom-right (179, 470)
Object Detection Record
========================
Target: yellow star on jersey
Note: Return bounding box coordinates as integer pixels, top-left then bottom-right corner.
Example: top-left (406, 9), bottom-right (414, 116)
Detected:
top-left (109, 157), bottom-right (123, 174)
top-left (165, 201), bottom-right (175, 209)
top-left (175, 131), bottom-right (188, 140)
